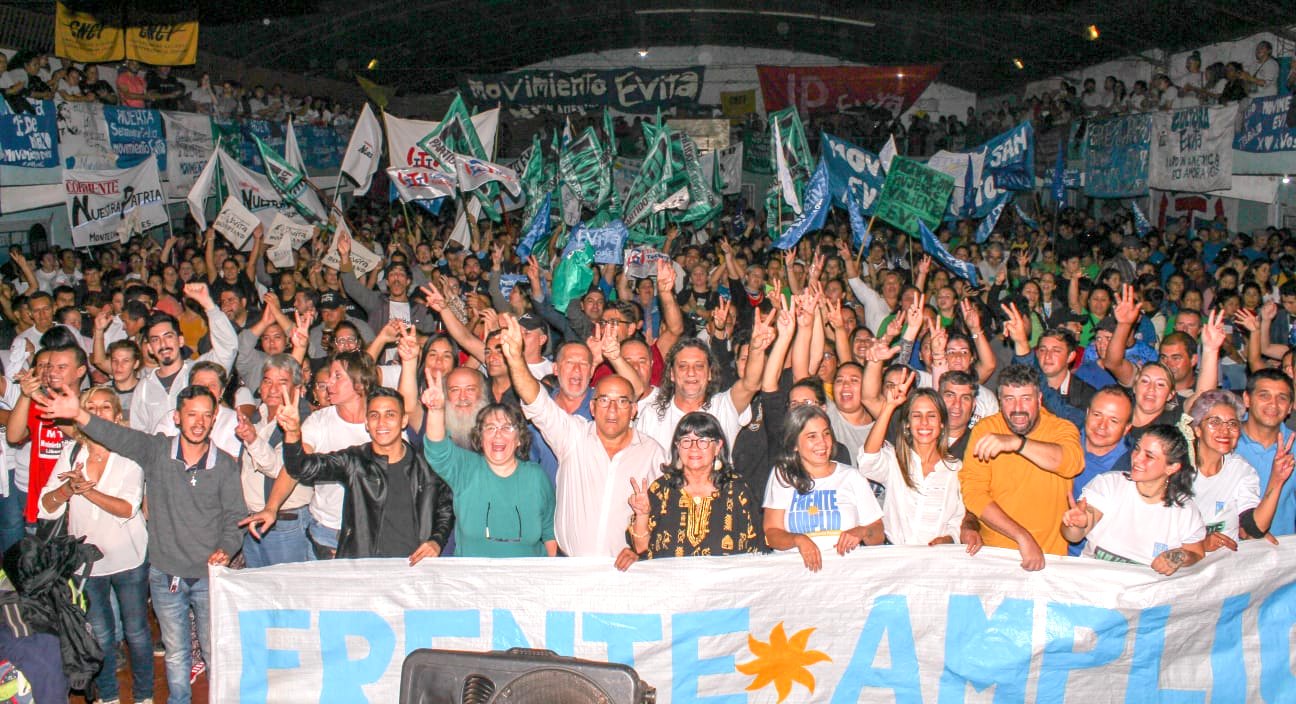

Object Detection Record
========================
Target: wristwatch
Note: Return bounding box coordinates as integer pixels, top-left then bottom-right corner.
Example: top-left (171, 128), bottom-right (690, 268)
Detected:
top-left (1016, 433), bottom-right (1028, 452)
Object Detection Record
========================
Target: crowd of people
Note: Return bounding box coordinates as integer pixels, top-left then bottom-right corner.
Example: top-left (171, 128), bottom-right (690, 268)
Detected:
top-left (0, 181), bottom-right (1292, 699)
top-left (1, 49), bottom-right (359, 128)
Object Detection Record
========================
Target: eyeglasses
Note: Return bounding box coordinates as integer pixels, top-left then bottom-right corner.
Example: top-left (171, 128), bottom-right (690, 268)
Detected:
top-left (676, 436), bottom-right (717, 449)
top-left (593, 396), bottom-right (633, 409)
top-left (333, 336), bottom-right (358, 346)
top-left (1203, 417), bottom-right (1241, 432)
top-left (485, 503), bottom-right (522, 542)
top-left (481, 423), bottom-right (518, 435)
top-left (789, 398), bottom-right (818, 408)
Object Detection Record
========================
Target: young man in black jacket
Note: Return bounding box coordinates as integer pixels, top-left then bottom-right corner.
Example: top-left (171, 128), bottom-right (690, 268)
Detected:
top-left (241, 386), bottom-right (454, 563)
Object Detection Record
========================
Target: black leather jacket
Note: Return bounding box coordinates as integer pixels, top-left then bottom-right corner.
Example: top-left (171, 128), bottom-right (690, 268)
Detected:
top-left (284, 440), bottom-right (454, 559)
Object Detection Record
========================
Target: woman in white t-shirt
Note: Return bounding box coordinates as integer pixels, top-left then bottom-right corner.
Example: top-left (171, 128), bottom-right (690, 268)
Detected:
top-left (763, 405), bottom-right (883, 571)
top-left (858, 383), bottom-right (968, 547)
top-left (1062, 425), bottom-right (1206, 574)
top-left (1186, 390), bottom-right (1291, 547)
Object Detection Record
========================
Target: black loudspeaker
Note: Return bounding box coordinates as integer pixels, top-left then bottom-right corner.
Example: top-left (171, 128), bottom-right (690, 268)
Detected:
top-left (399, 647), bottom-right (656, 704)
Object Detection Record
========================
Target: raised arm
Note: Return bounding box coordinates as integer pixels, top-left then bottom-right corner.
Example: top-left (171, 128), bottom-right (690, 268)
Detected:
top-left (862, 370), bottom-right (913, 454)
top-left (499, 314), bottom-right (541, 405)
top-left (204, 227), bottom-right (219, 283)
top-left (654, 260), bottom-right (685, 355)
top-left (1195, 309), bottom-right (1225, 396)
top-left (1101, 283), bottom-right (1139, 386)
top-left (960, 300), bottom-right (997, 384)
top-left (420, 283), bottom-right (486, 364)
top-left (187, 283), bottom-right (238, 372)
top-left (729, 309), bottom-right (775, 415)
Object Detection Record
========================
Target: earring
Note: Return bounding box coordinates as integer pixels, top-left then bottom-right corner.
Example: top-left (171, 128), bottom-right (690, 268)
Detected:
top-left (713, 458), bottom-right (723, 472)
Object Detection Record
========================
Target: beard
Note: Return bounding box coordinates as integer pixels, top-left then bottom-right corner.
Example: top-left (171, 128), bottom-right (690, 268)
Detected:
top-left (445, 401), bottom-right (487, 449)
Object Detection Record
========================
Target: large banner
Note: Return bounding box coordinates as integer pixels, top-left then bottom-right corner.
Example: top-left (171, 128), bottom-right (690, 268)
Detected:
top-left (820, 132), bottom-right (885, 215)
top-left (54, 1), bottom-right (125, 64)
top-left (210, 544), bottom-right (1296, 703)
top-left (1235, 95), bottom-right (1296, 152)
top-left (55, 2), bottom-right (198, 65)
top-left (756, 65), bottom-right (940, 116)
top-left (874, 156), bottom-right (955, 237)
top-left (929, 121), bottom-right (1035, 219)
top-left (384, 110), bottom-right (499, 172)
top-left (1084, 113), bottom-right (1152, 198)
top-left (104, 105), bottom-right (166, 169)
top-left (0, 99), bottom-right (59, 168)
top-left (56, 101), bottom-right (113, 170)
top-left (216, 150), bottom-right (307, 229)
top-left (64, 156), bottom-right (167, 247)
top-left (459, 67), bottom-right (704, 115)
top-left (123, 10), bottom-right (199, 66)
top-left (160, 111), bottom-right (212, 198)
top-left (1149, 106), bottom-right (1233, 193)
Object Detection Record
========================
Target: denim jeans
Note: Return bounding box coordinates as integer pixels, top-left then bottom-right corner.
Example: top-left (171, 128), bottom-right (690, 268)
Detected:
top-left (242, 513), bottom-right (313, 568)
top-left (305, 513), bottom-right (339, 560)
top-left (148, 567), bottom-right (210, 704)
top-left (0, 484), bottom-right (27, 554)
top-left (84, 562), bottom-right (153, 701)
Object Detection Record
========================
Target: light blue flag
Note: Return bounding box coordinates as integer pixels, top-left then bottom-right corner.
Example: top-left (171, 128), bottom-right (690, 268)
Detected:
top-left (516, 192), bottom-right (552, 259)
top-left (848, 191), bottom-right (870, 252)
top-left (975, 192), bottom-right (1011, 244)
top-left (1131, 201), bottom-right (1153, 237)
top-left (919, 220), bottom-right (979, 287)
top-left (564, 218), bottom-right (630, 265)
top-left (1014, 203), bottom-right (1040, 231)
top-left (773, 159), bottom-right (831, 250)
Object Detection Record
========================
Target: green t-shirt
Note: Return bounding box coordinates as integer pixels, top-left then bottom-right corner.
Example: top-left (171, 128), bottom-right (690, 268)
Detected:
top-left (424, 436), bottom-right (556, 557)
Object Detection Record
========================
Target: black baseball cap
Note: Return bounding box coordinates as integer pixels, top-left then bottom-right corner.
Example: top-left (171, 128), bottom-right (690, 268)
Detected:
top-left (319, 292), bottom-right (345, 310)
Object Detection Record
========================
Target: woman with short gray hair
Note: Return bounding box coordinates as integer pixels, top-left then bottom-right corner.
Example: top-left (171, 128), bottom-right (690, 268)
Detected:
top-left (1186, 390), bottom-right (1293, 550)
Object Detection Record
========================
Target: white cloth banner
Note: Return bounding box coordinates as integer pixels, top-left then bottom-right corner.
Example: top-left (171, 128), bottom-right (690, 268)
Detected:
top-left (701, 144), bottom-right (744, 196)
top-left (210, 543), bottom-right (1296, 703)
top-left (160, 111), bottom-right (214, 199)
top-left (340, 103), bottom-right (383, 196)
top-left (217, 150), bottom-right (309, 229)
top-left (1149, 106), bottom-right (1234, 193)
top-left (386, 167), bottom-right (457, 203)
top-left (55, 101), bottom-right (114, 170)
top-left (383, 109), bottom-right (500, 170)
top-left (455, 154), bottom-right (521, 196)
top-left (64, 156), bottom-right (167, 248)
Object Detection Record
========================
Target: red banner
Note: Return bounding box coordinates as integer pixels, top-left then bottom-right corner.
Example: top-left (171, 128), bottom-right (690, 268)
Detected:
top-left (756, 64), bottom-right (941, 116)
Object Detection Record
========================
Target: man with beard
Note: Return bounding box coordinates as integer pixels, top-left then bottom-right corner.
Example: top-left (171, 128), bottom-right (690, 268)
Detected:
top-left (1235, 369), bottom-right (1296, 536)
top-left (501, 315), bottom-right (665, 557)
top-left (339, 235), bottom-right (438, 333)
top-left (35, 384), bottom-right (244, 704)
top-left (442, 367), bottom-right (488, 448)
top-left (959, 364), bottom-right (1084, 571)
top-left (129, 284), bottom-right (237, 433)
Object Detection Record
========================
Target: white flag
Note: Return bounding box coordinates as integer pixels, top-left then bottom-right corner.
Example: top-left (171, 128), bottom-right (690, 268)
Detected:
top-left (186, 148), bottom-right (220, 230)
top-left (774, 121), bottom-right (801, 215)
top-left (284, 116), bottom-right (306, 173)
top-left (879, 134), bottom-right (898, 173)
top-left (455, 155), bottom-right (521, 197)
top-left (341, 103), bottom-right (383, 196)
top-left (387, 167), bottom-right (457, 203)
top-left (449, 199), bottom-right (481, 247)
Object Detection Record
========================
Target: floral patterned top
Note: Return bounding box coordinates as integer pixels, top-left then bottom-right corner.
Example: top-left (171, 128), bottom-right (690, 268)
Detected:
top-left (633, 477), bottom-right (759, 558)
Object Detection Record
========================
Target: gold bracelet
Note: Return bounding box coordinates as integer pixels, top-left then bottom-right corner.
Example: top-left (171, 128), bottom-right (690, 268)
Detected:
top-left (629, 528), bottom-right (649, 538)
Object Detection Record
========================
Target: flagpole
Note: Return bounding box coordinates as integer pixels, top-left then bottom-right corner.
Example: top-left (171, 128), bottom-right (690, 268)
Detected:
top-left (855, 215), bottom-right (875, 268)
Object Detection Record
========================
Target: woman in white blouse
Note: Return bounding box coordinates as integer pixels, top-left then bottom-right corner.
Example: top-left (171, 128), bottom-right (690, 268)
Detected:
top-left (858, 382), bottom-right (967, 547)
top-left (38, 387), bottom-right (152, 703)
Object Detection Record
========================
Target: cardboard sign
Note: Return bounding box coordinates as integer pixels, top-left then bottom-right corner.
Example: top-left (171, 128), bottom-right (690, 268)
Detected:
top-left (265, 213), bottom-right (316, 250)
top-left (213, 195), bottom-right (260, 250)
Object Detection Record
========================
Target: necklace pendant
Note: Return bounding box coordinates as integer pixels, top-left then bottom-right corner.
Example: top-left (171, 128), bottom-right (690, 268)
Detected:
top-left (190, 475), bottom-right (197, 487)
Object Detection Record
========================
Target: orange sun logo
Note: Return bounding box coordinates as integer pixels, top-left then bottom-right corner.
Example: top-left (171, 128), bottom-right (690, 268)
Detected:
top-left (736, 622), bottom-right (832, 702)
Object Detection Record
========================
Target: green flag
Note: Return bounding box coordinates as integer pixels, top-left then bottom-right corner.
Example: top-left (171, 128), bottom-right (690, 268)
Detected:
top-left (873, 156), bottom-right (956, 237)
top-left (551, 243), bottom-right (595, 314)
top-left (669, 132), bottom-right (721, 226)
top-left (252, 134), bottom-right (325, 222)
top-left (560, 127), bottom-right (611, 209)
top-left (418, 94), bottom-right (501, 221)
top-left (623, 123), bottom-right (689, 231)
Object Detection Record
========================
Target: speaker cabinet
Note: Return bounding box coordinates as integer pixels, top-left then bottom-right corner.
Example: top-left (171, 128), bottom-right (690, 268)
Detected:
top-left (399, 647), bottom-right (656, 704)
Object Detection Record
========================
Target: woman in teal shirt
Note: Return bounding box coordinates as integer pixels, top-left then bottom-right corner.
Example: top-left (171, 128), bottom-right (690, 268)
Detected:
top-left (422, 369), bottom-right (556, 557)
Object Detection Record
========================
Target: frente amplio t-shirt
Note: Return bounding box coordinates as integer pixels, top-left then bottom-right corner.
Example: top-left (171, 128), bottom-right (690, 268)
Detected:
top-left (1080, 472), bottom-right (1206, 565)
top-left (763, 462), bottom-right (882, 551)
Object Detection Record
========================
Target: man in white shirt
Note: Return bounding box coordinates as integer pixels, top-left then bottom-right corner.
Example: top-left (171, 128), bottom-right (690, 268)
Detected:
top-left (149, 361), bottom-right (242, 459)
top-left (1247, 40), bottom-right (1281, 97)
top-left (501, 315), bottom-right (665, 557)
top-left (635, 320), bottom-right (771, 451)
top-left (6, 290), bottom-right (54, 382)
top-left (129, 284), bottom-right (237, 433)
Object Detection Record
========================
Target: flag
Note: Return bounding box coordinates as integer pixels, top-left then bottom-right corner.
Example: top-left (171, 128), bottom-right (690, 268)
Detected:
top-left (1132, 201), bottom-right (1153, 236)
top-left (418, 94), bottom-right (501, 220)
top-left (187, 147), bottom-right (220, 230)
top-left (879, 135), bottom-right (898, 173)
top-left (975, 192), bottom-right (1011, 244)
top-left (773, 160), bottom-right (832, 250)
top-left (669, 133), bottom-right (721, 226)
top-left (551, 243), bottom-right (595, 314)
top-left (252, 134), bottom-right (327, 222)
top-left (340, 103), bottom-right (383, 196)
top-left (623, 123), bottom-right (687, 228)
top-left (773, 119), bottom-right (802, 215)
top-left (356, 75), bottom-right (390, 109)
top-left (1051, 144), bottom-right (1066, 205)
top-left (387, 167), bottom-right (457, 203)
top-left (284, 116), bottom-right (306, 173)
top-left (711, 149), bottom-right (726, 197)
top-left (1015, 203), bottom-right (1040, 230)
top-left (603, 108), bottom-right (617, 158)
top-left (560, 127), bottom-right (611, 208)
top-left (848, 190), bottom-right (870, 252)
top-left (516, 193), bottom-right (552, 259)
top-left (456, 156), bottom-right (521, 197)
top-left (919, 220), bottom-right (979, 287)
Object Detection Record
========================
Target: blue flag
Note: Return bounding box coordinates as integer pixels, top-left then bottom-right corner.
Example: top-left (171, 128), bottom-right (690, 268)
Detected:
top-left (773, 160), bottom-right (832, 250)
top-left (1015, 203), bottom-right (1040, 231)
top-left (1131, 201), bottom-right (1153, 237)
top-left (848, 191), bottom-right (870, 252)
top-left (975, 192), bottom-right (1011, 244)
top-left (516, 193), bottom-right (552, 259)
top-left (1051, 145), bottom-right (1066, 205)
top-left (919, 220), bottom-right (979, 287)
top-left (565, 219), bottom-right (630, 265)
top-left (961, 155), bottom-right (976, 218)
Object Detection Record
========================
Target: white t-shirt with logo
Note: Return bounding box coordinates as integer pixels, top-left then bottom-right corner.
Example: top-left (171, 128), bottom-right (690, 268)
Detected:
top-left (301, 405), bottom-right (370, 529)
top-left (1191, 455), bottom-right (1261, 541)
top-left (763, 462), bottom-right (883, 552)
top-left (1080, 472), bottom-right (1206, 565)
